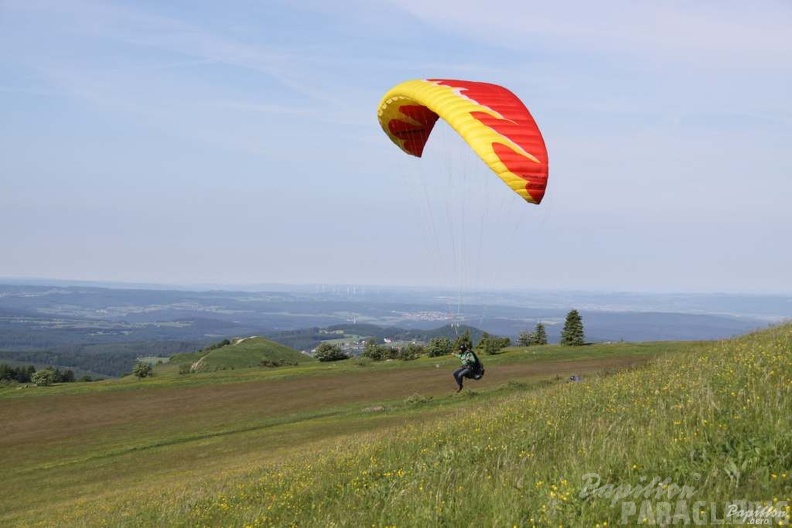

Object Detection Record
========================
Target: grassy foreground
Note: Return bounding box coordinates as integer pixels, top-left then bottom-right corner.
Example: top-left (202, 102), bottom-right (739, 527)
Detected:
top-left (13, 325), bottom-right (787, 527)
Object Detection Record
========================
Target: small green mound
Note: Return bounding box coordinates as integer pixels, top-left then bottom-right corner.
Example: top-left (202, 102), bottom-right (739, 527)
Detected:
top-left (171, 337), bottom-right (313, 372)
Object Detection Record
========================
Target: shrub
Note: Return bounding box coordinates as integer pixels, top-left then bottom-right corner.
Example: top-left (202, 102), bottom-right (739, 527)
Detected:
top-left (426, 337), bottom-right (453, 357)
top-left (353, 357), bottom-right (373, 367)
top-left (31, 368), bottom-right (56, 386)
top-left (314, 343), bottom-right (349, 362)
top-left (260, 359), bottom-right (297, 368)
top-left (398, 343), bottom-right (424, 361)
top-left (478, 332), bottom-right (511, 355)
top-left (132, 361), bottom-right (153, 379)
top-left (362, 339), bottom-right (386, 361)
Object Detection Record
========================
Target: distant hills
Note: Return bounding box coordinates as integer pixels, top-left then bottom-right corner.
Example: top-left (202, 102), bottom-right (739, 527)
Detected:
top-left (1, 281), bottom-right (787, 378)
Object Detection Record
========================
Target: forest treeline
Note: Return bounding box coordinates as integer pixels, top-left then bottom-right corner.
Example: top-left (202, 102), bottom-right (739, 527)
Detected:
top-left (0, 341), bottom-right (200, 378)
top-left (0, 363), bottom-right (87, 384)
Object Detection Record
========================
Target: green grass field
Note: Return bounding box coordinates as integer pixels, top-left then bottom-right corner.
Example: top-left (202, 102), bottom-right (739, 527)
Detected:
top-left (1, 328), bottom-right (790, 527)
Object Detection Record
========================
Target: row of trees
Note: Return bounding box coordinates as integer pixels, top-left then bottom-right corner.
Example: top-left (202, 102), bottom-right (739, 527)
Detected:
top-left (314, 311), bottom-right (587, 365)
top-left (0, 364), bottom-right (37, 383)
top-left (1, 360), bottom-right (154, 385)
top-left (0, 341), bottom-right (198, 378)
top-left (518, 310), bottom-right (586, 347)
top-left (313, 330), bottom-right (512, 363)
top-left (518, 323), bottom-right (549, 346)
top-left (313, 340), bottom-right (427, 362)
top-left (0, 364), bottom-right (82, 386)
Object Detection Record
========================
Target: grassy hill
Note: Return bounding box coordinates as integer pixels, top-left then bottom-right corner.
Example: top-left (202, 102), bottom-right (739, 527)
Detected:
top-left (167, 336), bottom-right (314, 372)
top-left (1, 326), bottom-right (790, 526)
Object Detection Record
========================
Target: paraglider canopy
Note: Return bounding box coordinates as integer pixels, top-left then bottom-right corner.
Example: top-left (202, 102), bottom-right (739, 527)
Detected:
top-left (378, 79), bottom-right (549, 204)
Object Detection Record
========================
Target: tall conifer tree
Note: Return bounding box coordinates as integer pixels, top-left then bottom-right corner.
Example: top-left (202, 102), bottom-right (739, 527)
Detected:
top-left (560, 310), bottom-right (585, 346)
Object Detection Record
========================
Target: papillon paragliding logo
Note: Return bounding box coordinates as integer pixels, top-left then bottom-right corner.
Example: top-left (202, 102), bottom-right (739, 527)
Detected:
top-left (377, 78), bottom-right (549, 205)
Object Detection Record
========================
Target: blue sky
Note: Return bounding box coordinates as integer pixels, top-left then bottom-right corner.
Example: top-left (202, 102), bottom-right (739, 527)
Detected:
top-left (1, 0), bottom-right (790, 293)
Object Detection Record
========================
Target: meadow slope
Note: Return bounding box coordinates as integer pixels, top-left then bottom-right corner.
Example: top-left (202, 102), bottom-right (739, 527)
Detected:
top-left (2, 328), bottom-right (790, 527)
top-left (130, 325), bottom-right (790, 527)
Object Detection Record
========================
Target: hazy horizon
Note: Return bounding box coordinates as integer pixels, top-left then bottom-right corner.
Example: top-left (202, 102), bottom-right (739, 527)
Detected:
top-left (3, 275), bottom-right (792, 297)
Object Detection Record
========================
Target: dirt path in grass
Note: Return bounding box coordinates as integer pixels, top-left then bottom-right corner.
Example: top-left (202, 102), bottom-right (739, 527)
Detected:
top-left (0, 354), bottom-right (647, 451)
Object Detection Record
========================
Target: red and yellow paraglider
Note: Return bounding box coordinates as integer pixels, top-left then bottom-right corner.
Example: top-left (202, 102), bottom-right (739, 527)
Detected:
top-left (377, 79), bottom-right (549, 204)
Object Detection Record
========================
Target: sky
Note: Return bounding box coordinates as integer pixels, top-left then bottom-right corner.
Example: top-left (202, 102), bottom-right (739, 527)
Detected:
top-left (1, 0), bottom-right (790, 294)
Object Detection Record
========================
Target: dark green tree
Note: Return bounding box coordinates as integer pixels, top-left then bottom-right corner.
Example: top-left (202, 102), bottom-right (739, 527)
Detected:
top-left (425, 337), bottom-right (453, 357)
top-left (452, 330), bottom-right (474, 352)
top-left (533, 323), bottom-right (548, 345)
top-left (478, 332), bottom-right (511, 355)
top-left (398, 343), bottom-right (424, 361)
top-left (362, 338), bottom-right (386, 361)
top-left (560, 310), bottom-right (585, 346)
top-left (314, 343), bottom-right (349, 362)
top-left (0, 364), bottom-right (36, 383)
top-left (55, 368), bottom-right (76, 383)
top-left (384, 347), bottom-right (400, 360)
